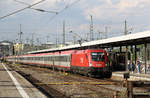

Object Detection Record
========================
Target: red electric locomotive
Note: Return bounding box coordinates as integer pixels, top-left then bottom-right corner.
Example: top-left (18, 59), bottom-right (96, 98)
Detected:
top-left (6, 49), bottom-right (112, 78)
top-left (71, 49), bottom-right (111, 77)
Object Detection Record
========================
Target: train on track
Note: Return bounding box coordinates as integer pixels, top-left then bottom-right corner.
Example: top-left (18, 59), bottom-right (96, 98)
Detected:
top-left (5, 49), bottom-right (112, 78)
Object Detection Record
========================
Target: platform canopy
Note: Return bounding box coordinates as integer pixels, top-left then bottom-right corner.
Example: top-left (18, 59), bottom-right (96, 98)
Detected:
top-left (28, 30), bottom-right (150, 54)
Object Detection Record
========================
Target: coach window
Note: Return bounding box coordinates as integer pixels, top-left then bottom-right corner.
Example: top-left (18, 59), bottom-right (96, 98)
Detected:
top-left (52, 57), bottom-right (54, 61)
top-left (63, 56), bottom-right (66, 62)
top-left (47, 57), bottom-right (49, 61)
top-left (61, 56), bottom-right (64, 61)
top-left (56, 56), bottom-right (58, 61)
top-left (65, 56), bottom-right (67, 62)
top-left (58, 56), bottom-right (61, 61)
top-left (46, 57), bottom-right (48, 61)
top-left (54, 57), bottom-right (56, 61)
top-left (34, 57), bottom-right (36, 60)
top-left (51, 56), bottom-right (54, 61)
top-left (63, 56), bottom-right (65, 61)
top-left (36, 57), bottom-right (38, 60)
top-left (39, 57), bottom-right (41, 61)
top-left (66, 56), bottom-right (69, 62)
top-left (59, 56), bottom-right (61, 61)
top-left (48, 57), bottom-right (50, 61)
top-left (37, 57), bottom-right (39, 60)
top-left (43, 57), bottom-right (45, 61)
top-left (49, 57), bottom-right (51, 61)
top-left (64, 56), bottom-right (66, 61)
top-left (58, 56), bottom-right (60, 61)
top-left (54, 56), bottom-right (56, 61)
top-left (63, 56), bottom-right (66, 61)
top-left (66, 56), bottom-right (68, 62)
top-left (45, 57), bottom-right (47, 61)
top-left (56, 56), bottom-right (59, 61)
top-left (68, 56), bottom-right (70, 62)
top-left (41, 57), bottom-right (43, 61)
top-left (48, 56), bottom-right (51, 61)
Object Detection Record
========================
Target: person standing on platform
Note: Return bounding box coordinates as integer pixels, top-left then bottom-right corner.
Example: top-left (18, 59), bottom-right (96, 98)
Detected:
top-left (136, 59), bottom-right (141, 74)
top-left (131, 61), bottom-right (135, 73)
top-left (128, 60), bottom-right (131, 71)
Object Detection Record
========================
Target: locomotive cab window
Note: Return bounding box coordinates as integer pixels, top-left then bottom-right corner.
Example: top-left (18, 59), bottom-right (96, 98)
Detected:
top-left (91, 52), bottom-right (105, 61)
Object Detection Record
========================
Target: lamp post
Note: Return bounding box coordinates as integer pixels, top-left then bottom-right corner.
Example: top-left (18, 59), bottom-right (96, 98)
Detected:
top-left (69, 31), bottom-right (87, 45)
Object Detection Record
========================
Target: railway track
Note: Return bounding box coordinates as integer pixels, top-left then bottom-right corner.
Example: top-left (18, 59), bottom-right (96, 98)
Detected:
top-left (6, 63), bottom-right (150, 98)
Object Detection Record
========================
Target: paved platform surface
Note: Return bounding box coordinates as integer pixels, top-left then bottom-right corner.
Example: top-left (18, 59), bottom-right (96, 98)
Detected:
top-left (0, 63), bottom-right (47, 98)
top-left (112, 71), bottom-right (150, 81)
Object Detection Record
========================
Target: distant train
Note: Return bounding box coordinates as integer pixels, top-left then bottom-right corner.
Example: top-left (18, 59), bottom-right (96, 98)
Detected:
top-left (6, 49), bottom-right (112, 78)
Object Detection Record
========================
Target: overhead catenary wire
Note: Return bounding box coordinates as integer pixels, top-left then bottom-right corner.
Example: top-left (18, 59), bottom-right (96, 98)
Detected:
top-left (0, 0), bottom-right (46, 20)
top-left (13, 0), bottom-right (58, 14)
top-left (48, 0), bottom-right (81, 22)
top-left (41, 0), bottom-right (81, 44)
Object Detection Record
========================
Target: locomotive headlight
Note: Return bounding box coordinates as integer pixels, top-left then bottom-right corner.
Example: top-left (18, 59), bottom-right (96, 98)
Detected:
top-left (105, 62), bottom-right (109, 66)
top-left (89, 62), bottom-right (92, 67)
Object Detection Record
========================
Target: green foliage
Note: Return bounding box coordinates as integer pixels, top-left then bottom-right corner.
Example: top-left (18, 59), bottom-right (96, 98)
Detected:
top-left (13, 63), bottom-right (21, 67)
top-left (119, 90), bottom-right (126, 98)
top-left (2, 59), bottom-right (9, 64)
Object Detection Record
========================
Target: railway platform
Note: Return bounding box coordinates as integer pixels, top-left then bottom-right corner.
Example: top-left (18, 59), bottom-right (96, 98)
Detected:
top-left (112, 71), bottom-right (150, 81)
top-left (0, 63), bottom-right (47, 98)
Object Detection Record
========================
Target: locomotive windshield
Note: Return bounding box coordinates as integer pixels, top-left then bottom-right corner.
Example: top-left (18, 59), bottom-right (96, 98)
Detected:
top-left (91, 52), bottom-right (105, 61)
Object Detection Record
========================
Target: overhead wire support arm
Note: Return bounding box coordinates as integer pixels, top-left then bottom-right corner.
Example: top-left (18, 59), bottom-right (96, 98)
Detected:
top-left (69, 31), bottom-right (88, 42)
top-left (0, 0), bottom-right (46, 20)
top-left (48, 0), bottom-right (81, 22)
top-left (13, 0), bottom-right (58, 14)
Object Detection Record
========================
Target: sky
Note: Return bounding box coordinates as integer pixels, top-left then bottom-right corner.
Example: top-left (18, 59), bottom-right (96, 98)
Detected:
top-left (0, 0), bottom-right (150, 44)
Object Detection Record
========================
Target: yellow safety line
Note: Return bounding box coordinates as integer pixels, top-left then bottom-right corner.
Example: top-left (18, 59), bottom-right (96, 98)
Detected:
top-left (36, 82), bottom-right (114, 85)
